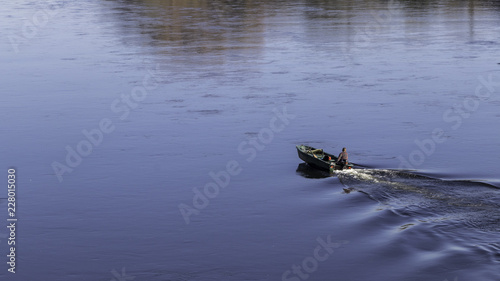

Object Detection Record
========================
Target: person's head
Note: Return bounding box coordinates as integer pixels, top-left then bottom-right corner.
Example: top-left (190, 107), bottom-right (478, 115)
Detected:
top-left (342, 147), bottom-right (346, 151)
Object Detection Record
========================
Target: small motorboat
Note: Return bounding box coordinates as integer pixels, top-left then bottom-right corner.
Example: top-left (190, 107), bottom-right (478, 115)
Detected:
top-left (296, 145), bottom-right (354, 172)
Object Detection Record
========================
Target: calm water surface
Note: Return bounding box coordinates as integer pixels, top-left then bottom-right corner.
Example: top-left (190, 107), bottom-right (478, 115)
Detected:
top-left (1, 0), bottom-right (500, 280)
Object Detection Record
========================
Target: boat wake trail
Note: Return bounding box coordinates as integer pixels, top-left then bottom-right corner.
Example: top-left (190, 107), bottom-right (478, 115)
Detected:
top-left (334, 169), bottom-right (500, 232)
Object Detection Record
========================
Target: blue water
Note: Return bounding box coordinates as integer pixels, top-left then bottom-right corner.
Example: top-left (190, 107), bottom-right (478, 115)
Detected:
top-left (1, 0), bottom-right (500, 280)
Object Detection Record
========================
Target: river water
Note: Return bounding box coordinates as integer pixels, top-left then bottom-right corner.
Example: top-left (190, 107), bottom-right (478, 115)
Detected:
top-left (1, 0), bottom-right (500, 280)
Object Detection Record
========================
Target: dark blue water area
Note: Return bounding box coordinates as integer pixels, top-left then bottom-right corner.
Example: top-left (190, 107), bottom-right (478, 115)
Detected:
top-left (1, 0), bottom-right (500, 280)
top-left (2, 143), bottom-right (500, 280)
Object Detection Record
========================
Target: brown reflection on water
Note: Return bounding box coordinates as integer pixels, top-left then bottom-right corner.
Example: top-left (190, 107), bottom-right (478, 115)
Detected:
top-left (103, 0), bottom-right (268, 66)
top-left (101, 0), bottom-right (500, 65)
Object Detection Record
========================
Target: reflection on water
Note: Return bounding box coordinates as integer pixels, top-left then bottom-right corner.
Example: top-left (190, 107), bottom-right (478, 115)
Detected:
top-left (102, 0), bottom-right (500, 57)
top-left (103, 0), bottom-right (268, 64)
top-left (97, 0), bottom-right (500, 89)
top-left (296, 163), bottom-right (331, 178)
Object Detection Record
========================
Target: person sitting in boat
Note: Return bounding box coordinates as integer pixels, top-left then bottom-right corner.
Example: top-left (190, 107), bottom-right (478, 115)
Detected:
top-left (336, 147), bottom-right (348, 166)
